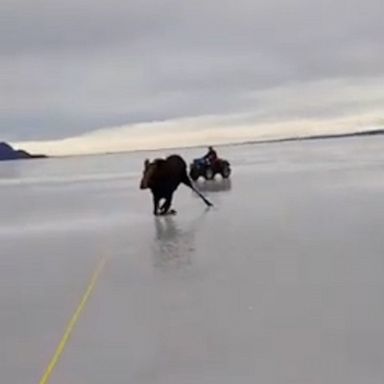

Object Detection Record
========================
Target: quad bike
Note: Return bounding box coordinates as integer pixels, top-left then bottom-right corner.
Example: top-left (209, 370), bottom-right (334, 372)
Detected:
top-left (189, 157), bottom-right (231, 181)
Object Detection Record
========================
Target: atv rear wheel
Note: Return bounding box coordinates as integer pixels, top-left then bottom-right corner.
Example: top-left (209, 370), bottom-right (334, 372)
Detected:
top-left (221, 164), bottom-right (231, 178)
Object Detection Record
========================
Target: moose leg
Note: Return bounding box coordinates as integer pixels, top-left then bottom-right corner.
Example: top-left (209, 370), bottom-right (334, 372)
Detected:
top-left (152, 194), bottom-right (161, 215)
top-left (160, 194), bottom-right (173, 215)
top-left (182, 175), bottom-right (213, 207)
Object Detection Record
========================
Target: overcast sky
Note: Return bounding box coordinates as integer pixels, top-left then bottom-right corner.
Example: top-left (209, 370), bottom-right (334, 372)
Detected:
top-left (1, 0), bottom-right (383, 154)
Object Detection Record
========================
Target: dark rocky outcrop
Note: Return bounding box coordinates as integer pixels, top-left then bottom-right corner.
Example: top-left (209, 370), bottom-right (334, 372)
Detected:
top-left (0, 142), bottom-right (47, 161)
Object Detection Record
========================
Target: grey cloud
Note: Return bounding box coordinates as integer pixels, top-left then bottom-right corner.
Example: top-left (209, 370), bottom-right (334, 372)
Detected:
top-left (1, 0), bottom-right (383, 141)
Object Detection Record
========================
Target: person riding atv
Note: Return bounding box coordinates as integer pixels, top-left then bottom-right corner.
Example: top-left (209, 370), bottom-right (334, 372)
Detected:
top-left (203, 146), bottom-right (218, 165)
top-left (189, 147), bottom-right (231, 181)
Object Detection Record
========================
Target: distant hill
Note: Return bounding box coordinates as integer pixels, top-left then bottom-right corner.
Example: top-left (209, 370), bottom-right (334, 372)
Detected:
top-left (0, 142), bottom-right (47, 161)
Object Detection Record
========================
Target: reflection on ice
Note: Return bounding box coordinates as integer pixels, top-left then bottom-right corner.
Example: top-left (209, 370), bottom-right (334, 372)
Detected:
top-left (152, 217), bottom-right (193, 271)
top-left (194, 178), bottom-right (232, 193)
top-left (0, 161), bottom-right (20, 180)
top-left (151, 213), bottom-right (208, 271)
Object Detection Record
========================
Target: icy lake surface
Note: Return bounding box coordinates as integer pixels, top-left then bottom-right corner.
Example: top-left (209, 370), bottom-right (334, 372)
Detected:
top-left (1, 136), bottom-right (384, 383)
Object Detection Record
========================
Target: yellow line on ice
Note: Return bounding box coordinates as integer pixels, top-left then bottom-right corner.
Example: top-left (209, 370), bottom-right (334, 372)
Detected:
top-left (39, 256), bottom-right (108, 384)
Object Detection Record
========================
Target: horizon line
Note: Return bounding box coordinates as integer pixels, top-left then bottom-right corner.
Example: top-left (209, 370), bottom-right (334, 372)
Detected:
top-left (20, 126), bottom-right (383, 160)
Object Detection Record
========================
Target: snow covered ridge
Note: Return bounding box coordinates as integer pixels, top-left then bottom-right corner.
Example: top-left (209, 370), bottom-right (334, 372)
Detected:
top-left (0, 142), bottom-right (47, 161)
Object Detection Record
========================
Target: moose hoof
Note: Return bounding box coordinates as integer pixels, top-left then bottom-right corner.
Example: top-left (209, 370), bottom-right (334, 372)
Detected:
top-left (158, 209), bottom-right (176, 216)
top-left (160, 209), bottom-right (177, 216)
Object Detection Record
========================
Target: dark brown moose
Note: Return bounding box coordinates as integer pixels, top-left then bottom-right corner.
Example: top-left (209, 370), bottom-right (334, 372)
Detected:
top-left (140, 154), bottom-right (213, 215)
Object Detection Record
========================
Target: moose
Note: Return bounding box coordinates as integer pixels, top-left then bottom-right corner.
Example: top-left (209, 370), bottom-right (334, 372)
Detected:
top-left (140, 154), bottom-right (213, 215)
